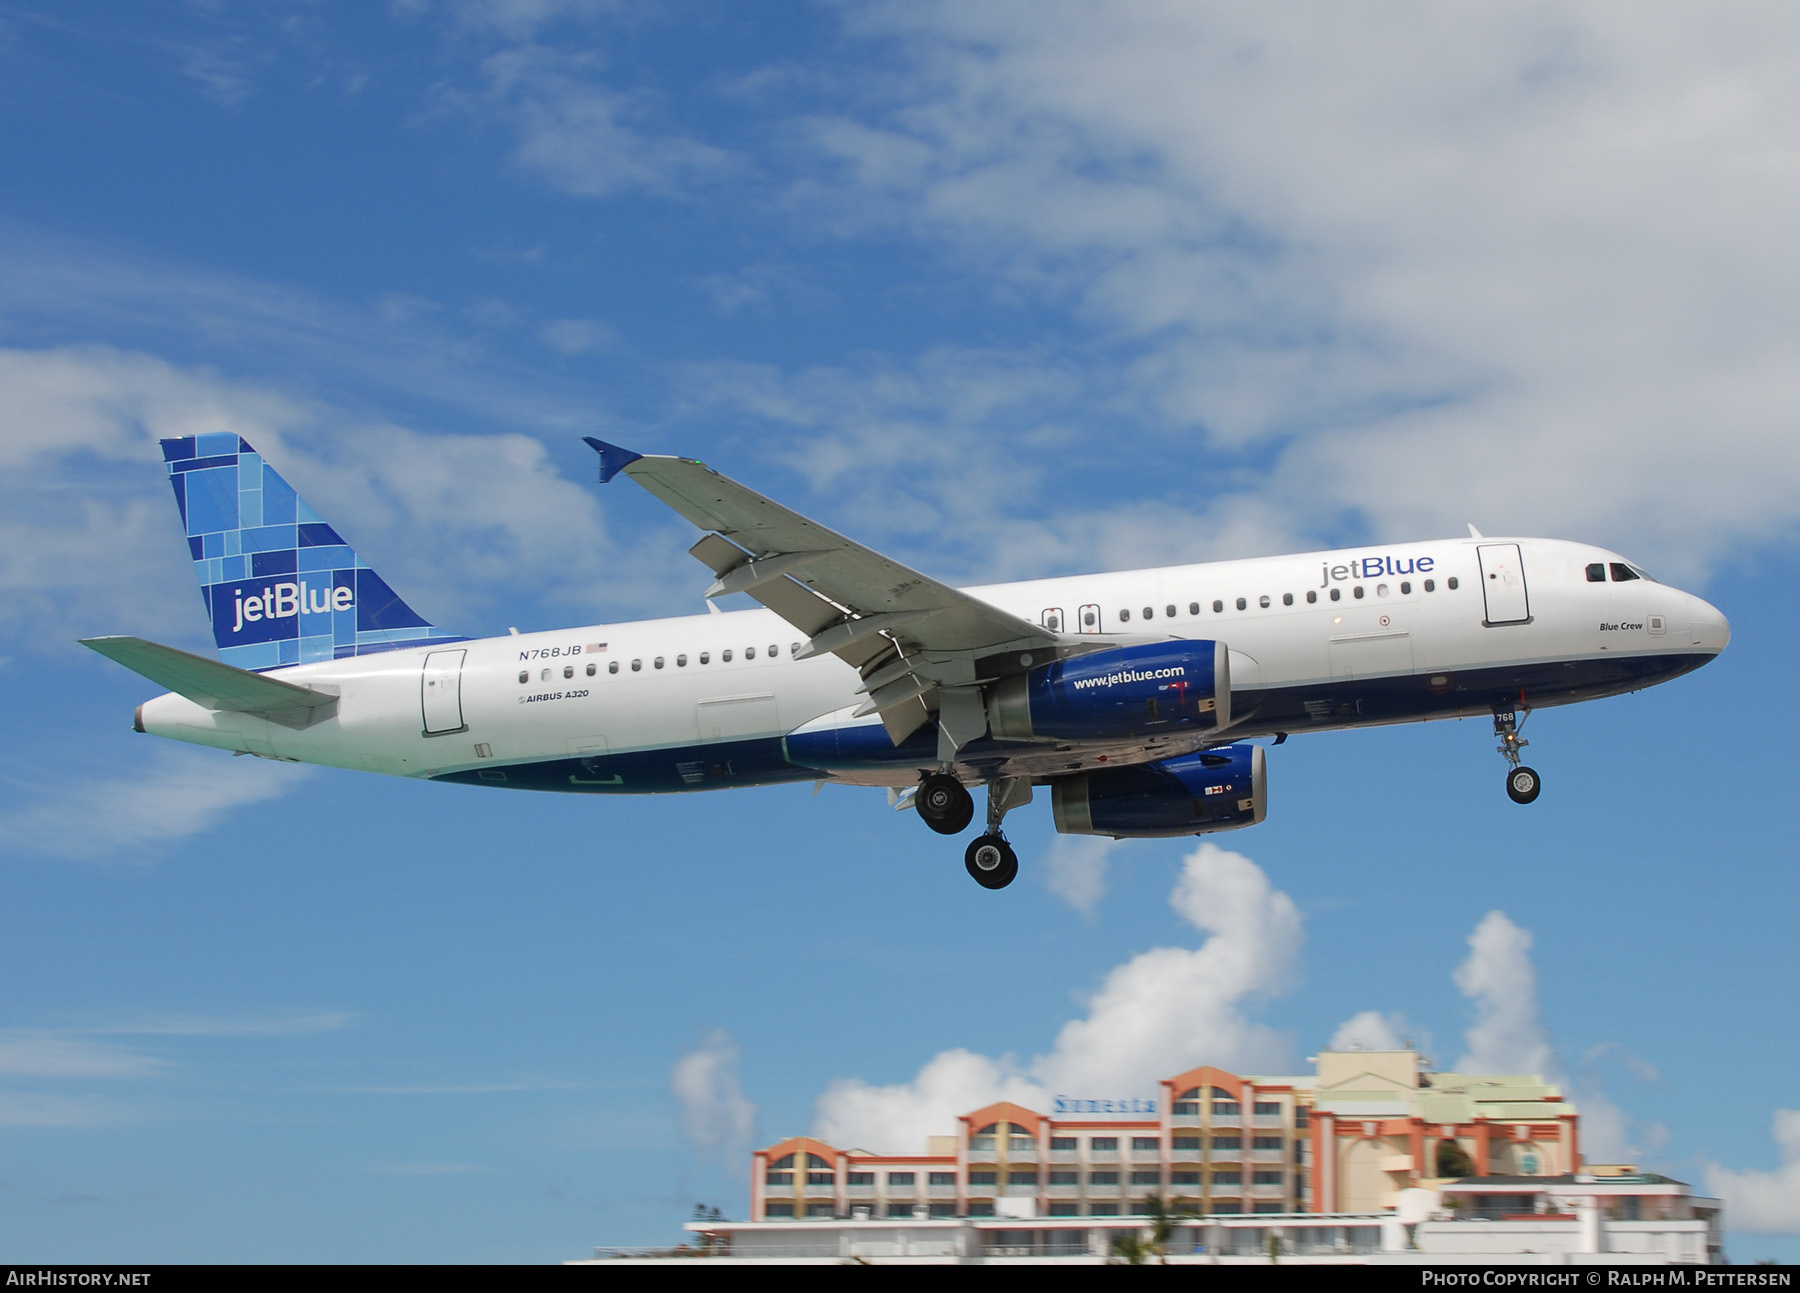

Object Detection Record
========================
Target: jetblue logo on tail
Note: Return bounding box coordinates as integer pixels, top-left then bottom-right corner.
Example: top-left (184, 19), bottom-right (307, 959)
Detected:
top-left (230, 580), bottom-right (354, 633)
top-left (163, 433), bottom-right (460, 671)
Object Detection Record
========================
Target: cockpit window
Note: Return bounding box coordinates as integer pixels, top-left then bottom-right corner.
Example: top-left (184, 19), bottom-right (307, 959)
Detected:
top-left (1586, 563), bottom-right (1606, 583)
top-left (1609, 562), bottom-right (1638, 582)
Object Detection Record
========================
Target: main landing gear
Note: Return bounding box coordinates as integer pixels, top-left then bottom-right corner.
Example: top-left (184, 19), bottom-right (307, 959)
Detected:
top-left (916, 772), bottom-right (1027, 889)
top-left (1494, 703), bottom-right (1541, 805)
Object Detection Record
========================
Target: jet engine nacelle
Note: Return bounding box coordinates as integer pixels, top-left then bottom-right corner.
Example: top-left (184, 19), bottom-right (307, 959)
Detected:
top-left (1051, 743), bottom-right (1266, 838)
top-left (987, 640), bottom-right (1231, 743)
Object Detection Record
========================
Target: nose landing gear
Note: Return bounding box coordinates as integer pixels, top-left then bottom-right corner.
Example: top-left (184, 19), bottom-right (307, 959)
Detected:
top-left (1494, 704), bottom-right (1541, 804)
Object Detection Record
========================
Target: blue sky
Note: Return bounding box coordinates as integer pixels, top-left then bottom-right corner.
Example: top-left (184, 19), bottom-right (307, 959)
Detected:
top-left (4, 0), bottom-right (1800, 1264)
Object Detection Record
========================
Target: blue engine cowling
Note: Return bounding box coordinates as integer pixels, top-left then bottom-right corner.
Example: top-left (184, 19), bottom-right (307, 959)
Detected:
top-left (1051, 743), bottom-right (1266, 838)
top-left (987, 640), bottom-right (1231, 743)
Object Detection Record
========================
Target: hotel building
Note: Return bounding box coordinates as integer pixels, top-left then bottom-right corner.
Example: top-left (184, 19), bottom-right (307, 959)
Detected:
top-left (752, 1049), bottom-right (1582, 1221)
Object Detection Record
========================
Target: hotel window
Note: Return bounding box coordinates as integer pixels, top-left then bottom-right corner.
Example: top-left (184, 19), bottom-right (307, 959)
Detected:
top-left (1172, 1136), bottom-right (1201, 1152)
top-left (764, 1202), bottom-right (794, 1218)
top-left (1090, 1203), bottom-right (1120, 1217)
top-left (1172, 1171), bottom-right (1201, 1185)
top-left (1254, 1102), bottom-right (1282, 1116)
top-left (887, 1204), bottom-right (915, 1219)
top-left (928, 1172), bottom-right (956, 1187)
top-left (807, 1172), bottom-right (833, 1186)
top-left (968, 1171), bottom-right (997, 1186)
top-left (1254, 1170), bottom-right (1285, 1186)
top-left (846, 1172), bottom-right (874, 1186)
top-left (805, 1203), bottom-right (834, 1217)
top-left (1213, 1136), bottom-right (1242, 1152)
top-left (1089, 1171), bottom-right (1119, 1186)
top-left (1049, 1170), bottom-right (1078, 1185)
top-left (928, 1203), bottom-right (956, 1218)
top-left (1131, 1137), bottom-right (1160, 1152)
top-left (1174, 1087), bottom-right (1200, 1116)
top-left (1049, 1202), bottom-right (1080, 1217)
top-left (764, 1171), bottom-right (792, 1185)
top-left (1253, 1137), bottom-right (1284, 1151)
top-left (1050, 1137), bottom-right (1077, 1151)
top-left (807, 1154), bottom-right (831, 1168)
top-left (1008, 1169), bottom-right (1038, 1186)
top-left (771, 1155), bottom-right (795, 1169)
top-left (1130, 1171), bottom-right (1161, 1185)
top-left (967, 1202), bottom-right (996, 1217)
top-left (1090, 1137), bottom-right (1118, 1152)
top-left (1212, 1171), bottom-right (1242, 1185)
top-left (887, 1172), bottom-right (915, 1187)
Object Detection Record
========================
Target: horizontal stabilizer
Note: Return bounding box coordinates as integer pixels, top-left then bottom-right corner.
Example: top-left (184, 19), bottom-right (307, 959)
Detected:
top-left (81, 636), bottom-right (337, 724)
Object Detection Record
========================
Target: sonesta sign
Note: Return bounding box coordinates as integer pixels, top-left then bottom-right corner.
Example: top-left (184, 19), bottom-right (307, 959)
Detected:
top-left (1051, 1095), bottom-right (1159, 1115)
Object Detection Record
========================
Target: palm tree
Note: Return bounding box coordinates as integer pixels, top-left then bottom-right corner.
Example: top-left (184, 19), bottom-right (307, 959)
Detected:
top-left (1108, 1195), bottom-right (1198, 1264)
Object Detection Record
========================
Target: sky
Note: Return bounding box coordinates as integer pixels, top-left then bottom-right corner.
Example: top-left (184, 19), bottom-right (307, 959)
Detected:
top-left (2, 0), bottom-right (1800, 1264)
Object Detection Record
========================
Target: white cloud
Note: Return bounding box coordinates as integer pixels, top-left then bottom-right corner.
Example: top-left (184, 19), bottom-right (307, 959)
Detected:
top-left (1451, 910), bottom-right (1639, 1163)
top-left (813, 843), bottom-right (1301, 1152)
top-left (671, 1029), bottom-right (757, 1156)
top-left (0, 747), bottom-right (313, 861)
top-left (1453, 911), bottom-right (1558, 1079)
top-left (1328, 1010), bottom-right (1415, 1055)
top-left (798, 2), bottom-right (1800, 579)
top-left (1043, 835), bottom-right (1114, 917)
top-left (0, 1035), bottom-right (166, 1080)
top-left (477, 46), bottom-right (734, 199)
top-left (1706, 1110), bottom-right (1800, 1233)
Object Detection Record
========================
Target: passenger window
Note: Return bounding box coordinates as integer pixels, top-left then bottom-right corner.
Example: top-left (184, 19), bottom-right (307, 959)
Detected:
top-left (609, 661), bottom-right (619, 674)
top-left (1448, 577), bottom-right (1460, 590)
top-left (1330, 588), bottom-right (1341, 601)
top-left (1189, 602), bottom-right (1200, 616)
top-left (1235, 597), bottom-right (1247, 611)
top-left (1258, 595), bottom-right (1270, 608)
top-left (586, 662), bottom-right (596, 676)
top-left (563, 665), bottom-right (573, 679)
top-left (1424, 579), bottom-right (1435, 592)
top-left (631, 659), bottom-right (642, 671)
top-left (745, 646), bottom-right (756, 659)
top-left (1120, 609), bottom-right (1131, 622)
top-left (1142, 606), bottom-right (1154, 620)
top-left (769, 644), bottom-right (780, 657)
top-left (1376, 584), bottom-right (1388, 598)
top-left (723, 649), bottom-right (733, 662)
top-left (1165, 604), bottom-right (1176, 618)
top-left (1353, 586), bottom-right (1365, 599)
top-left (1610, 563), bottom-right (1638, 582)
top-left (677, 654), bottom-right (687, 667)
top-left (1306, 591), bottom-right (1317, 604)
top-left (1400, 582), bottom-right (1411, 595)
top-left (654, 657), bottom-right (665, 669)
top-left (517, 670), bottom-right (528, 685)
top-left (540, 668), bottom-right (551, 682)
top-left (792, 643), bottom-right (802, 655)
top-left (700, 652), bottom-right (710, 665)
top-left (1586, 563), bottom-right (1606, 583)
top-left (1282, 593), bottom-right (1293, 606)
top-left (1212, 600), bottom-right (1223, 614)
top-left (1083, 610), bottom-right (1097, 628)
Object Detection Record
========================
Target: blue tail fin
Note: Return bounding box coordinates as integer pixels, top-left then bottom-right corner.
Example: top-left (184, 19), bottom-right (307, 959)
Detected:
top-left (161, 434), bottom-right (461, 671)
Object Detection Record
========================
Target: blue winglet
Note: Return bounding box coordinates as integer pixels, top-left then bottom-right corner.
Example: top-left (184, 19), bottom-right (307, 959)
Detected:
top-left (583, 437), bottom-right (644, 484)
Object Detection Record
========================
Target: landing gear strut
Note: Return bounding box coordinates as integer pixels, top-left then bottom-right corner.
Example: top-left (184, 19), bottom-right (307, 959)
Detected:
top-left (962, 776), bottom-right (1032, 890)
top-left (916, 772), bottom-right (974, 835)
top-left (1494, 704), bottom-right (1541, 805)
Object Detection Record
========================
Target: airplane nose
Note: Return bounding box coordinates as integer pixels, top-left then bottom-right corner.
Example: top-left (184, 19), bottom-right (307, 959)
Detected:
top-left (1689, 595), bottom-right (1730, 655)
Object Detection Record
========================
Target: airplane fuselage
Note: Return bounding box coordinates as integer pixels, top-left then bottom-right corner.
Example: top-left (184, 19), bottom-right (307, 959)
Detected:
top-left (135, 535), bottom-right (1730, 798)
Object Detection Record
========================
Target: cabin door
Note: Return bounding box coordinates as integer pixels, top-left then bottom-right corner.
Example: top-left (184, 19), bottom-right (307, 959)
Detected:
top-left (421, 649), bottom-right (468, 735)
top-left (1477, 544), bottom-right (1531, 625)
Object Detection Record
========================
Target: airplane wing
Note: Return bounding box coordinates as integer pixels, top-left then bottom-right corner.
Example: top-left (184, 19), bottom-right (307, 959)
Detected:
top-left (585, 439), bottom-right (1071, 751)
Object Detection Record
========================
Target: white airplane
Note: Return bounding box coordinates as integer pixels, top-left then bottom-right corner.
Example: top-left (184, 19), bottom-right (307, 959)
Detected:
top-left (85, 434), bottom-right (1729, 889)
